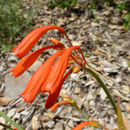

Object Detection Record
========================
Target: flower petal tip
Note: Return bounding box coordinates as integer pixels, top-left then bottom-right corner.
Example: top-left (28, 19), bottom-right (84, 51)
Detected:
top-left (9, 68), bottom-right (13, 72)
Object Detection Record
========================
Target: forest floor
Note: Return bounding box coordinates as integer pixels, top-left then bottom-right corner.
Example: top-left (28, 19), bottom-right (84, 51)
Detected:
top-left (0, 1), bottom-right (130, 130)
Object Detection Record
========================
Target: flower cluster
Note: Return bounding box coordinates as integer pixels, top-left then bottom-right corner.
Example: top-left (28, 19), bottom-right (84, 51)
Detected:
top-left (10, 25), bottom-right (86, 109)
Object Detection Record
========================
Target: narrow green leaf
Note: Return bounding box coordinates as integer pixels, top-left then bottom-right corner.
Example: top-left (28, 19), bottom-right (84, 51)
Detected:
top-left (117, 98), bottom-right (126, 130)
top-left (85, 67), bottom-right (117, 113)
top-left (0, 122), bottom-right (13, 130)
top-left (0, 111), bottom-right (23, 130)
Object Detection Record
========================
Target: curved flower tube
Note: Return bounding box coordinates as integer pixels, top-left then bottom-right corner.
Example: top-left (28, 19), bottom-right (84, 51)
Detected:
top-left (19, 50), bottom-right (64, 103)
top-left (45, 69), bottom-right (73, 109)
top-left (40, 46), bottom-right (80, 109)
top-left (12, 25), bottom-right (66, 59)
top-left (41, 46), bottom-right (80, 94)
top-left (72, 121), bottom-right (108, 130)
top-left (51, 100), bottom-right (72, 112)
top-left (10, 45), bottom-right (56, 78)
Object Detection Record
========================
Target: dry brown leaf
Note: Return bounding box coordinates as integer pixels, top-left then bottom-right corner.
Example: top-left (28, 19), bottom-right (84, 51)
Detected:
top-left (113, 90), bottom-right (130, 102)
top-left (0, 97), bottom-right (13, 106)
top-left (39, 115), bottom-right (50, 122)
top-left (16, 106), bottom-right (25, 113)
top-left (85, 80), bottom-right (95, 87)
top-left (92, 50), bottom-right (104, 56)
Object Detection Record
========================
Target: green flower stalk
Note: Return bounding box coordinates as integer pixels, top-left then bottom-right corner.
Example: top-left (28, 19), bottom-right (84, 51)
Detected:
top-left (84, 66), bottom-right (117, 113)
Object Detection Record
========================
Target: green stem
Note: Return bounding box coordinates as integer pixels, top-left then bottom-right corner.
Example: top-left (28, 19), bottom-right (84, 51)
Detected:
top-left (84, 67), bottom-right (117, 113)
top-left (0, 122), bottom-right (13, 130)
top-left (71, 98), bottom-right (96, 130)
top-left (78, 109), bottom-right (88, 121)
top-left (0, 111), bottom-right (23, 130)
top-left (77, 107), bottom-right (96, 130)
top-left (70, 100), bottom-right (89, 120)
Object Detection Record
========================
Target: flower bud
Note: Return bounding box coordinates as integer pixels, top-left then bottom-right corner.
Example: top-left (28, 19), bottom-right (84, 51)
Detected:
top-left (72, 66), bottom-right (80, 73)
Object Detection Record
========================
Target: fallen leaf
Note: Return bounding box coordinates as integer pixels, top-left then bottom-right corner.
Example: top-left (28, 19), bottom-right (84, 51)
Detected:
top-left (16, 106), bottom-right (25, 113)
top-left (0, 97), bottom-right (13, 106)
top-left (39, 115), bottom-right (50, 122)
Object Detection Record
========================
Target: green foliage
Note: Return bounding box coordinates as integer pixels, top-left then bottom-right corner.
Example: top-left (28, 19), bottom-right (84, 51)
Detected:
top-left (49, 0), bottom-right (78, 9)
top-left (84, 0), bottom-right (115, 21)
top-left (87, 0), bottom-right (114, 10)
top-left (117, 2), bottom-right (130, 12)
top-left (0, 0), bottom-right (38, 51)
top-left (0, 111), bottom-right (23, 130)
top-left (118, 2), bottom-right (130, 30)
top-left (124, 12), bottom-right (130, 30)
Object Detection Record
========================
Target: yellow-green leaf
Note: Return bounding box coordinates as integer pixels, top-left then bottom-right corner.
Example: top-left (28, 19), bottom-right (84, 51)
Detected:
top-left (117, 97), bottom-right (126, 130)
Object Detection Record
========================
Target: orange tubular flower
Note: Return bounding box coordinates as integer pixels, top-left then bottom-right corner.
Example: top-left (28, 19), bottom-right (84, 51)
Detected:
top-left (10, 45), bottom-right (56, 78)
top-left (12, 25), bottom-right (66, 59)
top-left (19, 50), bottom-right (64, 103)
top-left (72, 121), bottom-right (108, 130)
top-left (10, 25), bottom-right (87, 110)
top-left (51, 100), bottom-right (72, 112)
top-left (41, 46), bottom-right (80, 109)
top-left (45, 69), bottom-right (73, 109)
